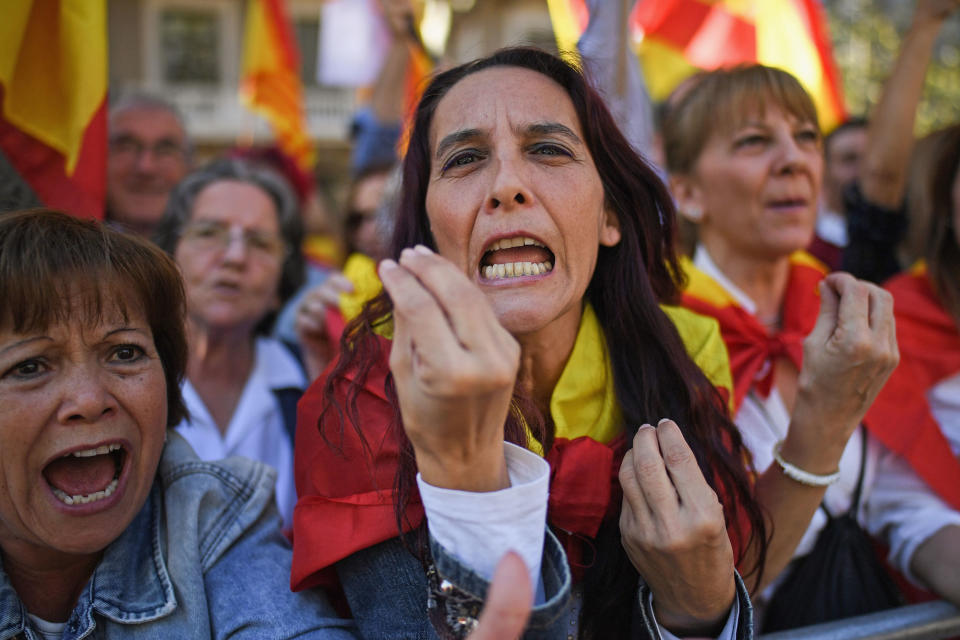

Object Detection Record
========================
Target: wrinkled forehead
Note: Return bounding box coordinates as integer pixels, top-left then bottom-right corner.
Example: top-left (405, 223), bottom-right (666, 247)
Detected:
top-left (429, 67), bottom-right (584, 154)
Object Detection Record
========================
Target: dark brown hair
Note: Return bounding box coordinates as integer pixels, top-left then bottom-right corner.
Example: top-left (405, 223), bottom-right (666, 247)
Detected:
top-left (322, 48), bottom-right (767, 637)
top-left (0, 209), bottom-right (188, 426)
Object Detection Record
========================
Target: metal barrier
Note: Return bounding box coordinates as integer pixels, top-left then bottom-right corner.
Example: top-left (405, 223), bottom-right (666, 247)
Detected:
top-left (762, 601), bottom-right (960, 640)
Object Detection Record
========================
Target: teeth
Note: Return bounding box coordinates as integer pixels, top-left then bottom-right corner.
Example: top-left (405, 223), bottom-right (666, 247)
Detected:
top-left (490, 236), bottom-right (546, 251)
top-left (52, 478), bottom-right (119, 506)
top-left (70, 443), bottom-right (121, 458)
top-left (482, 261), bottom-right (554, 280)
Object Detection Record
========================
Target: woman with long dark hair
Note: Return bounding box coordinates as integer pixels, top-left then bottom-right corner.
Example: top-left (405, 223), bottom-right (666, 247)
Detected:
top-left (293, 48), bottom-right (764, 638)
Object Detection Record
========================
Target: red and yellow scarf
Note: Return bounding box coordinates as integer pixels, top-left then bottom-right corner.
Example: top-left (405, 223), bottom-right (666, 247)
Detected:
top-left (291, 300), bottom-right (733, 591)
top-left (680, 252), bottom-right (827, 413)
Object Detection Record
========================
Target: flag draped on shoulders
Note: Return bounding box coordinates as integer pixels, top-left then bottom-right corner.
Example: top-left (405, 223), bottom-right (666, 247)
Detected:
top-left (680, 252), bottom-right (826, 412)
top-left (241, 0), bottom-right (315, 172)
top-left (547, 0), bottom-right (846, 132)
top-left (0, 0), bottom-right (107, 218)
top-left (291, 301), bottom-right (739, 591)
top-left (864, 264), bottom-right (960, 511)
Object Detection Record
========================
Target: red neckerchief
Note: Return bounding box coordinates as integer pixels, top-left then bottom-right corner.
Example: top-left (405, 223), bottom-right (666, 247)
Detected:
top-left (681, 253), bottom-right (826, 412)
top-left (864, 266), bottom-right (960, 511)
top-left (290, 335), bottom-right (628, 591)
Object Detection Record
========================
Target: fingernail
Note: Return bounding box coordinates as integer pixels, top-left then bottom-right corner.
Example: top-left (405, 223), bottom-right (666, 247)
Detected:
top-left (657, 418), bottom-right (673, 427)
top-left (400, 247), bottom-right (416, 261)
top-left (379, 259), bottom-right (398, 273)
top-left (414, 244), bottom-right (433, 255)
top-left (638, 423), bottom-right (654, 431)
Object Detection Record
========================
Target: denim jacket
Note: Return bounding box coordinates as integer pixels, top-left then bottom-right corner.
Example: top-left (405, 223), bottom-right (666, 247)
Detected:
top-left (336, 528), bottom-right (754, 639)
top-left (0, 433), bottom-right (357, 640)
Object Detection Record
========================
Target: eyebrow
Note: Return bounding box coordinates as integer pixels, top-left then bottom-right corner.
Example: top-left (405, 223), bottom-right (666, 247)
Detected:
top-left (521, 122), bottom-right (582, 144)
top-left (434, 128), bottom-right (484, 161)
top-left (0, 336), bottom-right (52, 358)
top-left (434, 121), bottom-right (583, 161)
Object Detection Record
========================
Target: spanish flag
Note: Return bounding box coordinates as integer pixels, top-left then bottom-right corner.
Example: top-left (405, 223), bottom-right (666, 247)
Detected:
top-left (240, 0), bottom-right (315, 173)
top-left (0, 0), bottom-right (107, 218)
top-left (548, 0), bottom-right (847, 132)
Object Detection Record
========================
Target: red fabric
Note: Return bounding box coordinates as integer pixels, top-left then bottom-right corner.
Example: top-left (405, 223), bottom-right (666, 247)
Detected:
top-left (291, 335), bottom-right (424, 592)
top-left (546, 434), bottom-right (626, 540)
top-left (291, 337), bottom-right (632, 590)
top-left (292, 337), bottom-right (753, 590)
top-left (864, 269), bottom-right (960, 511)
top-left (682, 258), bottom-right (826, 412)
top-left (0, 87), bottom-right (106, 218)
top-left (807, 233), bottom-right (843, 272)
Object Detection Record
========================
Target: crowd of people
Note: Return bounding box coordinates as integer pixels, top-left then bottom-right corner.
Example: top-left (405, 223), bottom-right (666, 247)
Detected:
top-left (1, 0), bottom-right (959, 638)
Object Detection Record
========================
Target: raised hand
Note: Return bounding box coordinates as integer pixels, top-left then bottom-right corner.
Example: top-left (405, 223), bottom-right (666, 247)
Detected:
top-left (294, 272), bottom-right (354, 379)
top-left (619, 419), bottom-right (735, 637)
top-left (378, 245), bottom-right (520, 492)
top-left (785, 273), bottom-right (899, 471)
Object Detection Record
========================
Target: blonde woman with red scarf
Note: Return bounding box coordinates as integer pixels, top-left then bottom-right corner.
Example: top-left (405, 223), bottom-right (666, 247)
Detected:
top-left (663, 65), bottom-right (901, 629)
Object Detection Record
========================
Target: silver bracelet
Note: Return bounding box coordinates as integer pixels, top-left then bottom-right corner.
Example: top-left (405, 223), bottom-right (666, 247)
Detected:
top-left (773, 441), bottom-right (841, 487)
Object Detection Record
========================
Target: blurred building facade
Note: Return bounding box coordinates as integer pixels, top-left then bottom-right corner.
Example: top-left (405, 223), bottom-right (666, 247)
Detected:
top-left (107, 0), bottom-right (554, 182)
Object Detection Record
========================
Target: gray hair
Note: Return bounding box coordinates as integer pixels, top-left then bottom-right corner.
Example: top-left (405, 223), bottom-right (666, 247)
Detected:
top-left (154, 157), bottom-right (305, 335)
top-left (109, 91), bottom-right (193, 159)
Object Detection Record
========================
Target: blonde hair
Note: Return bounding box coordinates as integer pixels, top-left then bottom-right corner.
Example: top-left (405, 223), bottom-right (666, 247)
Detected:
top-left (663, 65), bottom-right (820, 175)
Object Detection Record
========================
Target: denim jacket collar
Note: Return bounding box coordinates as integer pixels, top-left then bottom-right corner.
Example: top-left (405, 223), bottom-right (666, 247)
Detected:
top-left (0, 481), bottom-right (177, 639)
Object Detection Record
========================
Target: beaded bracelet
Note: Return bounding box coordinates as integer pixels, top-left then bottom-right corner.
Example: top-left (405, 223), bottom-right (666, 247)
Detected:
top-left (773, 441), bottom-right (841, 487)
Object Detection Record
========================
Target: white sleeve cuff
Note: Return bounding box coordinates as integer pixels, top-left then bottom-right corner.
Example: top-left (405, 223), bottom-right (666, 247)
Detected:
top-left (652, 592), bottom-right (740, 640)
top-left (866, 449), bottom-right (960, 584)
top-left (416, 442), bottom-right (550, 592)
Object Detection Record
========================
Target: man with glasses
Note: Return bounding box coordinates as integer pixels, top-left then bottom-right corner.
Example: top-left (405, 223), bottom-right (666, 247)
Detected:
top-left (106, 93), bottom-right (191, 236)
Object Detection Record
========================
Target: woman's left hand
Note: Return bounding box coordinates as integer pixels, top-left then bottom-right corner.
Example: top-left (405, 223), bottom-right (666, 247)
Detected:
top-left (619, 419), bottom-right (735, 636)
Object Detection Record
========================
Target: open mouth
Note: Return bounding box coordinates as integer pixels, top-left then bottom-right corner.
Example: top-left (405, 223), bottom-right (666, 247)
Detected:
top-left (43, 444), bottom-right (126, 506)
top-left (767, 197), bottom-right (808, 210)
top-left (479, 236), bottom-right (554, 281)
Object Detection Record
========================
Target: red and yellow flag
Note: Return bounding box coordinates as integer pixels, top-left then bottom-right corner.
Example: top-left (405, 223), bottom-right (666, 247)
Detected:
top-left (240, 0), bottom-right (315, 172)
top-left (0, 0), bottom-right (108, 218)
top-left (548, 0), bottom-right (847, 132)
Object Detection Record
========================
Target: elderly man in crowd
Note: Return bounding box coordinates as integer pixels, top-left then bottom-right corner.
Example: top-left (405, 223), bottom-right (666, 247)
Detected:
top-left (106, 93), bottom-right (191, 236)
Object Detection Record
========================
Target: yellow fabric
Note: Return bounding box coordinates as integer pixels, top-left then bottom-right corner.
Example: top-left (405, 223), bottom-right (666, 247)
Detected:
top-left (0, 0), bottom-right (107, 174)
top-left (240, 0), bottom-right (315, 171)
top-left (531, 304), bottom-right (733, 455)
top-left (546, 304), bottom-right (624, 452)
top-left (754, 0), bottom-right (842, 132)
top-left (545, 0), bottom-right (586, 62)
top-left (339, 253), bottom-right (385, 334)
top-left (663, 304), bottom-right (734, 405)
top-left (337, 263), bottom-right (735, 454)
top-left (637, 38), bottom-right (699, 103)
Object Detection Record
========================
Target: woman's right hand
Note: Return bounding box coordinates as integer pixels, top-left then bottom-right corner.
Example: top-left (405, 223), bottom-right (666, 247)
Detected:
top-left (786, 272), bottom-right (899, 472)
top-left (295, 272), bottom-right (354, 379)
top-left (378, 246), bottom-right (520, 492)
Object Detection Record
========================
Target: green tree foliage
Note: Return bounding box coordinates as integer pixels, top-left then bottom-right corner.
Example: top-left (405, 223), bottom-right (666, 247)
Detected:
top-left (824, 0), bottom-right (960, 134)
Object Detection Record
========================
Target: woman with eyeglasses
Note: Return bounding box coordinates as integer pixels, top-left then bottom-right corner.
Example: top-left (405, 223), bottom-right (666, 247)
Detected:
top-left (155, 158), bottom-right (306, 531)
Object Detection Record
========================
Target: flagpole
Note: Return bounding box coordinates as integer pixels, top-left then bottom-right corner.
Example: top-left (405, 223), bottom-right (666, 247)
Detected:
top-left (615, 0), bottom-right (629, 98)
